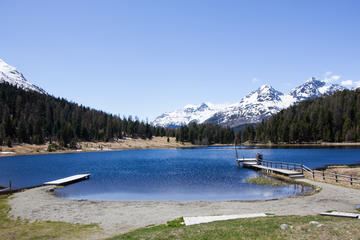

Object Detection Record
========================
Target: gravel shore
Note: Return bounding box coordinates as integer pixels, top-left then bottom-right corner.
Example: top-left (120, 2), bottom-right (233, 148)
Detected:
top-left (9, 179), bottom-right (360, 239)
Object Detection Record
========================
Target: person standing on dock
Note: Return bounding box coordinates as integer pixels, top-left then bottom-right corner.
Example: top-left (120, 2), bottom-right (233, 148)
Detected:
top-left (256, 153), bottom-right (263, 165)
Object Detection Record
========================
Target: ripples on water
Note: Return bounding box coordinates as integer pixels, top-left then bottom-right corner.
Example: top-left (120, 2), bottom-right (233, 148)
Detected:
top-left (0, 146), bottom-right (359, 201)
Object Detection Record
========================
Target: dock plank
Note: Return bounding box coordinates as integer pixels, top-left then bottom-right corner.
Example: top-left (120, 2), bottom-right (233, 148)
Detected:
top-left (183, 213), bottom-right (268, 226)
top-left (44, 174), bottom-right (90, 185)
top-left (320, 211), bottom-right (360, 218)
top-left (249, 165), bottom-right (300, 175)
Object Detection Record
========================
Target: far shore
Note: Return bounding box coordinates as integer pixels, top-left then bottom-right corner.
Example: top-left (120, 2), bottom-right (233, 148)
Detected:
top-left (0, 137), bottom-right (232, 157)
top-left (242, 142), bottom-right (360, 147)
top-left (0, 137), bottom-right (199, 157)
top-left (2, 138), bottom-right (360, 157)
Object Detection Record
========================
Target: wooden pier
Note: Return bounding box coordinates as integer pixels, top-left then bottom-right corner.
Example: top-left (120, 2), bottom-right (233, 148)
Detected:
top-left (235, 149), bottom-right (306, 179)
top-left (44, 174), bottom-right (90, 186)
top-left (235, 147), bottom-right (360, 186)
top-left (241, 161), bottom-right (305, 179)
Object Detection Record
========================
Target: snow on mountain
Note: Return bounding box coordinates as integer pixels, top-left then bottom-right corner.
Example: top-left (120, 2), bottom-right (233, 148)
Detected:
top-left (152, 77), bottom-right (346, 128)
top-left (152, 102), bottom-right (228, 127)
top-left (0, 58), bottom-right (46, 94)
top-left (206, 84), bottom-right (288, 127)
top-left (289, 77), bottom-right (345, 102)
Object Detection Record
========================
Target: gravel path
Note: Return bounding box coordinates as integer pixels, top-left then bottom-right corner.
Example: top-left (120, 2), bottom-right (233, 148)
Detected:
top-left (9, 179), bottom-right (360, 238)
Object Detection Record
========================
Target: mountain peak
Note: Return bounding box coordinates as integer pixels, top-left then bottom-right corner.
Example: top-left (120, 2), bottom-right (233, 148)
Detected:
top-left (197, 102), bottom-right (209, 111)
top-left (0, 58), bottom-right (47, 94)
top-left (305, 77), bottom-right (320, 83)
top-left (289, 77), bottom-right (331, 101)
top-left (242, 84), bottom-right (283, 103)
top-left (259, 84), bottom-right (272, 90)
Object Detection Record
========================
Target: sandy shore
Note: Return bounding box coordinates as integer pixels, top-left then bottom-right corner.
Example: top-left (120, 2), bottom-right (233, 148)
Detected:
top-left (0, 137), bottom-right (200, 157)
top-left (8, 179), bottom-right (360, 239)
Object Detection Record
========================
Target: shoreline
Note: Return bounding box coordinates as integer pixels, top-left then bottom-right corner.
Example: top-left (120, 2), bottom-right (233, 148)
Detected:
top-left (242, 142), bottom-right (360, 147)
top-left (2, 139), bottom-right (360, 158)
top-left (0, 137), bottom-right (216, 157)
top-left (8, 179), bottom-right (360, 239)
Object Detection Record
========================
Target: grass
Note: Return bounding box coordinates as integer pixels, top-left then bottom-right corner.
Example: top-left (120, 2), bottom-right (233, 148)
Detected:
top-left (245, 175), bottom-right (287, 186)
top-left (108, 215), bottom-right (360, 240)
top-left (0, 194), bottom-right (101, 240)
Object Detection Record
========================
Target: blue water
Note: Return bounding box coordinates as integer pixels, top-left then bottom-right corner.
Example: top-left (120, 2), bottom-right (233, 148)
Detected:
top-left (0, 147), bottom-right (359, 201)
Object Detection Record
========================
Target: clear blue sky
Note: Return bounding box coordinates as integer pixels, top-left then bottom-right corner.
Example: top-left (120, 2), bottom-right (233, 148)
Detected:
top-left (1, 0), bottom-right (360, 120)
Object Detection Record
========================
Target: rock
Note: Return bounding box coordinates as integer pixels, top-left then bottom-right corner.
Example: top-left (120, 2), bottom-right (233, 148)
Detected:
top-left (317, 224), bottom-right (323, 228)
top-left (280, 224), bottom-right (290, 229)
top-left (309, 221), bottom-right (319, 225)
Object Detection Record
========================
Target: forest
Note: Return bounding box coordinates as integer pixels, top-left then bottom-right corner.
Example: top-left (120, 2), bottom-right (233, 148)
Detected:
top-left (237, 89), bottom-right (360, 144)
top-left (0, 83), bottom-right (234, 147)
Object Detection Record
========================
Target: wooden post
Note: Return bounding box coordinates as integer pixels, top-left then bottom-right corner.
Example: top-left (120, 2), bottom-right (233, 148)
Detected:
top-left (335, 174), bottom-right (338, 183)
top-left (312, 171), bottom-right (315, 179)
top-left (237, 160), bottom-right (240, 168)
top-left (323, 170), bottom-right (325, 180)
top-left (301, 164), bottom-right (304, 174)
top-left (281, 161), bottom-right (283, 169)
top-left (235, 144), bottom-right (239, 160)
top-left (287, 163), bottom-right (289, 170)
top-left (350, 175), bottom-right (353, 185)
top-left (270, 162), bottom-right (272, 168)
top-left (9, 180), bottom-right (12, 192)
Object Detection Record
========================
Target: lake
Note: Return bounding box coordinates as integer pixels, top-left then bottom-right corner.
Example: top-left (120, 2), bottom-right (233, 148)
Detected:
top-left (0, 146), bottom-right (359, 201)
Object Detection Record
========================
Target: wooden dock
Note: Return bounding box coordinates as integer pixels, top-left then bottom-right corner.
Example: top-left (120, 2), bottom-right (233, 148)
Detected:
top-left (236, 157), bottom-right (305, 179)
top-left (244, 163), bottom-right (305, 179)
top-left (44, 174), bottom-right (90, 186)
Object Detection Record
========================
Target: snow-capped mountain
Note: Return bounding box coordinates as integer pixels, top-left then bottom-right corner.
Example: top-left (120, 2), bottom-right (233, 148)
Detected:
top-left (153, 102), bottom-right (228, 128)
top-left (205, 85), bottom-right (289, 127)
top-left (289, 77), bottom-right (344, 102)
top-left (152, 77), bottom-right (346, 128)
top-left (0, 58), bottom-right (46, 94)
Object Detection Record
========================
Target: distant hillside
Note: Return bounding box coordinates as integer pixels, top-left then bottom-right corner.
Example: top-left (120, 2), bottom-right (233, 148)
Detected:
top-left (238, 89), bottom-right (360, 143)
top-left (0, 83), bottom-right (234, 147)
top-left (0, 82), bottom-right (167, 147)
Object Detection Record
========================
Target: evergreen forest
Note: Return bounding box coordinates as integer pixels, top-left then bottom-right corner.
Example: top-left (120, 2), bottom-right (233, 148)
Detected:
top-left (0, 83), bottom-right (234, 147)
top-left (237, 89), bottom-right (360, 144)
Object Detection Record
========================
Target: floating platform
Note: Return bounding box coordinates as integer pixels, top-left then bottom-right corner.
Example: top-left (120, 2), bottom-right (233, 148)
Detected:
top-left (44, 174), bottom-right (90, 186)
top-left (0, 187), bottom-right (10, 193)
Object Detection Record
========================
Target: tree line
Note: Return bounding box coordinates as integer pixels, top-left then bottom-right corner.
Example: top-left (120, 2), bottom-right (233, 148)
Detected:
top-left (237, 89), bottom-right (360, 143)
top-left (0, 83), bottom-right (234, 147)
top-left (175, 122), bottom-right (234, 145)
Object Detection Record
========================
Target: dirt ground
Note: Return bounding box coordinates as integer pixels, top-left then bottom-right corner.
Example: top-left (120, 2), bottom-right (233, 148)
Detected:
top-left (304, 165), bottom-right (360, 189)
top-left (0, 137), bottom-right (198, 157)
top-left (326, 165), bottom-right (360, 178)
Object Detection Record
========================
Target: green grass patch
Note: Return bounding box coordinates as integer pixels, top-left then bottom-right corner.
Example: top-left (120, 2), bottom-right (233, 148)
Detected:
top-left (47, 143), bottom-right (64, 152)
top-left (0, 195), bottom-right (101, 240)
top-left (245, 175), bottom-right (287, 186)
top-left (108, 215), bottom-right (360, 240)
top-left (255, 172), bottom-right (319, 196)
